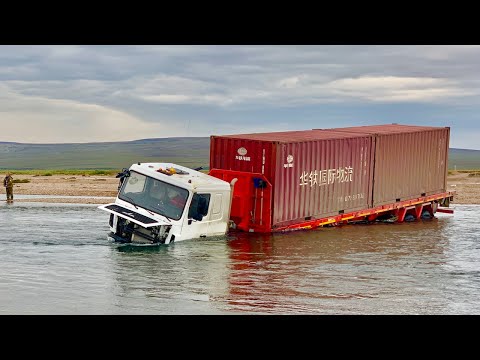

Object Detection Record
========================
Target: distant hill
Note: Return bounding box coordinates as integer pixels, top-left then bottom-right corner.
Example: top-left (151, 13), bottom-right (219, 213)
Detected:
top-left (0, 138), bottom-right (479, 170)
top-left (0, 137), bottom-right (210, 170)
top-left (448, 148), bottom-right (480, 170)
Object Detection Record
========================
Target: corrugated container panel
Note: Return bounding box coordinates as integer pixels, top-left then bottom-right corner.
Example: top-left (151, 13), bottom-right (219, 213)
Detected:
top-left (210, 137), bottom-right (276, 181)
top-left (210, 130), bottom-right (365, 184)
top-left (272, 135), bottom-right (374, 228)
top-left (319, 124), bottom-right (450, 206)
top-left (210, 131), bottom-right (375, 229)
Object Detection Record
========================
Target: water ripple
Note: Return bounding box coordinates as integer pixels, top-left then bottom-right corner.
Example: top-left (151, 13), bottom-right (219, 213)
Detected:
top-left (0, 203), bottom-right (479, 314)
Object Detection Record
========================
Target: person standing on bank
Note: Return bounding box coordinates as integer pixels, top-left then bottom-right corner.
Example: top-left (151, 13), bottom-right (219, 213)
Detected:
top-left (4, 172), bottom-right (13, 202)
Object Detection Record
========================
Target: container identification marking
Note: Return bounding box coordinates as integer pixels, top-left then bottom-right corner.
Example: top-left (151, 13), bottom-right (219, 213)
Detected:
top-left (338, 193), bottom-right (365, 202)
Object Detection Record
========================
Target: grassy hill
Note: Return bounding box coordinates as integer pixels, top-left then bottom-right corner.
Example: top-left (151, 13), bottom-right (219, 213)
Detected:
top-left (0, 138), bottom-right (210, 170)
top-left (448, 148), bottom-right (480, 170)
top-left (1, 138), bottom-right (479, 171)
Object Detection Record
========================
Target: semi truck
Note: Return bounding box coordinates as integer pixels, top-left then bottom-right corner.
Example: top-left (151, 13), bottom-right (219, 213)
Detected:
top-left (98, 124), bottom-right (455, 245)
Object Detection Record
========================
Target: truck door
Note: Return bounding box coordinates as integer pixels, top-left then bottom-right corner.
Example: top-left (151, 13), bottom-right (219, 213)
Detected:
top-left (207, 193), bottom-right (225, 235)
top-left (187, 193), bottom-right (211, 238)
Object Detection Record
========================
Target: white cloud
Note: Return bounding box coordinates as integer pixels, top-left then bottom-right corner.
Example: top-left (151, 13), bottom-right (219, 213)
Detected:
top-left (325, 76), bottom-right (473, 102)
top-left (141, 94), bottom-right (191, 104)
top-left (127, 74), bottom-right (235, 106)
top-left (0, 85), bottom-right (184, 143)
top-left (129, 71), bottom-right (477, 107)
top-left (0, 65), bottom-right (38, 77)
top-left (329, 76), bottom-right (443, 90)
top-left (277, 76), bottom-right (302, 89)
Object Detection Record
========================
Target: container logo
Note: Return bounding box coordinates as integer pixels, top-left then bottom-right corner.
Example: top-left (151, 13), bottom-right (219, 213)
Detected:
top-left (284, 154), bottom-right (294, 168)
top-left (236, 147), bottom-right (251, 161)
top-left (237, 147), bottom-right (247, 156)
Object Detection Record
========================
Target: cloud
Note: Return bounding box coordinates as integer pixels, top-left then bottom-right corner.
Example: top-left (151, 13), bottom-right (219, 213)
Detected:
top-left (1, 45), bottom-right (480, 148)
top-left (128, 74), bottom-right (232, 106)
top-left (0, 84), bottom-right (183, 143)
top-left (325, 76), bottom-right (474, 102)
top-left (277, 76), bottom-right (302, 89)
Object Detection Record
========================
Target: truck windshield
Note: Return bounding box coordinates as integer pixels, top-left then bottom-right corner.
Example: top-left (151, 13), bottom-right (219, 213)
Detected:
top-left (118, 170), bottom-right (189, 221)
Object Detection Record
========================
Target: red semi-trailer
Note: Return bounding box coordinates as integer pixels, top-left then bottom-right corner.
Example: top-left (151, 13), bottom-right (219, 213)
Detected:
top-left (209, 124), bottom-right (454, 233)
top-left (99, 124), bottom-right (455, 245)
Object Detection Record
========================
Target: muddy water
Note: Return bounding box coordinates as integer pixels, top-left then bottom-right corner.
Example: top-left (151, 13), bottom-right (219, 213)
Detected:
top-left (0, 201), bottom-right (478, 314)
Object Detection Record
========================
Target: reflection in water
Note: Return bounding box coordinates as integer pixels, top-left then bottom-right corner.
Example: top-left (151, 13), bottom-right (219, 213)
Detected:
top-left (224, 219), bottom-right (451, 314)
top-left (108, 239), bottom-right (231, 314)
top-left (1, 202), bottom-right (479, 314)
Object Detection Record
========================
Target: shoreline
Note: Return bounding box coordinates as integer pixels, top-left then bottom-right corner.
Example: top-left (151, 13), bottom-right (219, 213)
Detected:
top-left (1, 173), bottom-right (479, 205)
top-left (2, 174), bottom-right (118, 204)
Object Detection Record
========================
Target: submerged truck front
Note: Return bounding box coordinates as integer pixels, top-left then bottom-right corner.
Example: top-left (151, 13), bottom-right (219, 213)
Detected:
top-left (98, 163), bottom-right (232, 245)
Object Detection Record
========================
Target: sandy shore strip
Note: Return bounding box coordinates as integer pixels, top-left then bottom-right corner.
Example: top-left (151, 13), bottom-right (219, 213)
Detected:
top-left (1, 173), bottom-right (479, 205)
top-left (2, 174), bottom-right (118, 204)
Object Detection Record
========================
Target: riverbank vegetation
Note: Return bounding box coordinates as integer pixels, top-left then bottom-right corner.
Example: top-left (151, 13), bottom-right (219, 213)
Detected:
top-left (1, 168), bottom-right (479, 177)
top-left (1, 169), bottom-right (119, 176)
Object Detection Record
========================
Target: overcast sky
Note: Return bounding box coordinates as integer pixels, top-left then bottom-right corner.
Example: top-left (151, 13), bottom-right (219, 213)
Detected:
top-left (1, 45), bottom-right (479, 149)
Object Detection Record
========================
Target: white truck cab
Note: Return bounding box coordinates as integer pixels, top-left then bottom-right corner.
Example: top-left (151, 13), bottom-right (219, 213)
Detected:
top-left (98, 163), bottom-right (233, 245)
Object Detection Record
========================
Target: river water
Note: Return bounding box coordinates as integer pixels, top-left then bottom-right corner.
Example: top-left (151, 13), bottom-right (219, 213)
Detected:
top-left (0, 200), bottom-right (479, 314)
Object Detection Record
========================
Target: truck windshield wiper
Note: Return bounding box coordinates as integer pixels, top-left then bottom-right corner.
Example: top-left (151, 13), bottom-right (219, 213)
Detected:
top-left (150, 207), bottom-right (173, 223)
top-left (121, 195), bottom-right (172, 223)
top-left (145, 207), bottom-right (168, 221)
top-left (160, 213), bottom-right (173, 222)
top-left (121, 194), bottom-right (138, 209)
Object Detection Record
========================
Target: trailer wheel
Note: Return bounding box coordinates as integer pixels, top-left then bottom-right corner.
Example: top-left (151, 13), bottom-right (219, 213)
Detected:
top-left (421, 210), bottom-right (432, 219)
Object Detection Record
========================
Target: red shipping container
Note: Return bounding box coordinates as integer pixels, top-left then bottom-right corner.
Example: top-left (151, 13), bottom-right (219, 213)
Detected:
top-left (317, 124), bottom-right (450, 206)
top-left (210, 130), bottom-right (375, 231)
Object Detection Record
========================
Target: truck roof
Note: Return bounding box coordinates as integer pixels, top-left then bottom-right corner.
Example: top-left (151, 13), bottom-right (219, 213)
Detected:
top-left (129, 162), bottom-right (231, 191)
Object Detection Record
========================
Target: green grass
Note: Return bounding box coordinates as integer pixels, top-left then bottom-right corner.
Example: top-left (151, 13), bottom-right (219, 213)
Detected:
top-left (448, 169), bottom-right (480, 176)
top-left (452, 169), bottom-right (480, 173)
top-left (2, 168), bottom-right (211, 176)
top-left (2, 169), bottom-right (120, 176)
top-left (449, 149), bottom-right (480, 170)
top-left (12, 178), bottom-right (30, 183)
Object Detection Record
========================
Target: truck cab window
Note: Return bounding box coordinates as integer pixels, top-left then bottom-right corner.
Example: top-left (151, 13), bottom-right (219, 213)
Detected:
top-left (188, 193), bottom-right (211, 221)
top-left (118, 171), bottom-right (188, 220)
